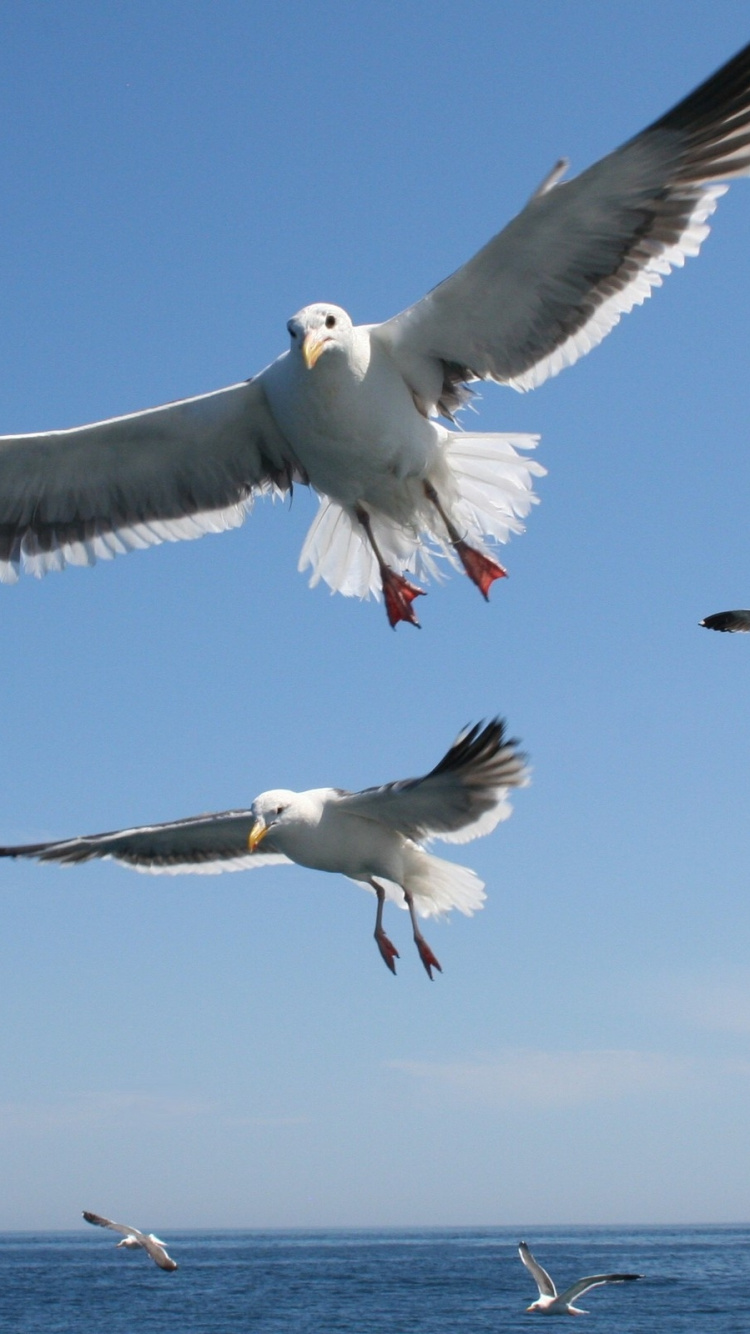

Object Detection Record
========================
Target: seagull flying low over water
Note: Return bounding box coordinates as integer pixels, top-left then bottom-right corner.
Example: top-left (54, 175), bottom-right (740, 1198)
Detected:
top-left (0, 49), bottom-right (750, 625)
top-left (518, 1241), bottom-right (641, 1315)
top-left (0, 720), bottom-right (527, 976)
top-left (82, 1211), bottom-right (178, 1271)
top-left (700, 609), bottom-right (750, 632)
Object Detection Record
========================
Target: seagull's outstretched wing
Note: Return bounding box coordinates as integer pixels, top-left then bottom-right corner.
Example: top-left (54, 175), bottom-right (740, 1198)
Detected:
top-left (518, 1241), bottom-right (557, 1297)
top-left (700, 609), bottom-right (750, 632)
top-left (375, 42), bottom-right (750, 409)
top-left (0, 375), bottom-right (301, 582)
top-left (0, 811), bottom-right (292, 874)
top-left (140, 1235), bottom-right (179, 1272)
top-left (337, 719), bottom-right (528, 844)
top-left (83, 1210), bottom-right (142, 1243)
top-left (557, 1273), bottom-right (642, 1305)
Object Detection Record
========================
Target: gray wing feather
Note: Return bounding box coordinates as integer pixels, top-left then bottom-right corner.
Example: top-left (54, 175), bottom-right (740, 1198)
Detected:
top-left (558, 1274), bottom-right (642, 1304)
top-left (0, 374), bottom-right (301, 582)
top-left (83, 1211), bottom-right (142, 1242)
top-left (700, 609), bottom-right (750, 632)
top-left (518, 1242), bottom-right (557, 1297)
top-left (376, 42), bottom-right (750, 408)
top-left (1, 811), bottom-right (291, 874)
top-left (337, 719), bottom-right (528, 844)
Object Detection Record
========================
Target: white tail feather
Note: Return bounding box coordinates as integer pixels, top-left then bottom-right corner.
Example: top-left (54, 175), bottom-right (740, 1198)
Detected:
top-left (298, 432), bottom-right (544, 598)
top-left (403, 847), bottom-right (486, 920)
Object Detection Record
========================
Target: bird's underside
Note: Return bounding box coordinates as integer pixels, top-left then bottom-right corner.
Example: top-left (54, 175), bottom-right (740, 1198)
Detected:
top-left (0, 42), bottom-right (746, 623)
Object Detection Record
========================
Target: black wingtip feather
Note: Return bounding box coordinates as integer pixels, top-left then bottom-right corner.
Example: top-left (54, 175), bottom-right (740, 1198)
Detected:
top-left (429, 718), bottom-right (523, 781)
top-left (701, 609), bottom-right (750, 632)
top-left (650, 41), bottom-right (750, 135)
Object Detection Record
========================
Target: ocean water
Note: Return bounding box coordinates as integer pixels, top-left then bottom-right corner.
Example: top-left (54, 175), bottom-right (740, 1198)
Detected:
top-left (0, 1226), bottom-right (747, 1333)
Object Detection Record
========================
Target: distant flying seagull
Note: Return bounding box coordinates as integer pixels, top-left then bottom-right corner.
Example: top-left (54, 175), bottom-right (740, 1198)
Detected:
top-left (83, 1211), bottom-right (178, 1271)
top-left (0, 720), bottom-right (527, 977)
top-left (518, 1241), bottom-right (641, 1315)
top-left (700, 610), bottom-right (750, 632)
top-left (0, 49), bottom-right (749, 625)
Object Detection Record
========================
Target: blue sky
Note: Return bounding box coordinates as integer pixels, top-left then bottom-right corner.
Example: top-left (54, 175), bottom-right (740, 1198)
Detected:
top-left (1, 0), bottom-right (749, 1230)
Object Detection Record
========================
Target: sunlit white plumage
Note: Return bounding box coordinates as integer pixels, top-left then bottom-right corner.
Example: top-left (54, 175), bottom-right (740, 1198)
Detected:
top-left (519, 1242), bottom-right (641, 1315)
top-left (0, 45), bottom-right (748, 622)
top-left (1, 720), bottom-right (527, 976)
top-left (83, 1211), bottom-right (178, 1271)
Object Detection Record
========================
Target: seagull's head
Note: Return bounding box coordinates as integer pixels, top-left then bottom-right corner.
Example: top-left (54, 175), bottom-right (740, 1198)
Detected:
top-left (286, 304), bottom-right (353, 369)
top-left (248, 789), bottom-right (299, 850)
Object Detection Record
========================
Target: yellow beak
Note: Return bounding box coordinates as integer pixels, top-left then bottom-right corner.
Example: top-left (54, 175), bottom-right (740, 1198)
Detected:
top-left (302, 330), bottom-right (329, 370)
top-left (248, 818), bottom-right (269, 851)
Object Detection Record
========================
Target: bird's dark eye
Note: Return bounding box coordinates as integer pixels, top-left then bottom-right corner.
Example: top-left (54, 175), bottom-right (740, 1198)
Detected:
top-left (276, 805), bottom-right (285, 815)
top-left (325, 315), bottom-right (336, 329)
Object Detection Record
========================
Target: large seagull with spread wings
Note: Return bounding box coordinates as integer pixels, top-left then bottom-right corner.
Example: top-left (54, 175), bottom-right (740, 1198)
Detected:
top-left (1, 45), bottom-right (749, 625)
top-left (0, 719), bottom-right (527, 977)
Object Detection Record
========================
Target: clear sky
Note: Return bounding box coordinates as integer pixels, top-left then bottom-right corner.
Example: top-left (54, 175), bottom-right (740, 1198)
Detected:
top-left (0, 0), bottom-right (749, 1231)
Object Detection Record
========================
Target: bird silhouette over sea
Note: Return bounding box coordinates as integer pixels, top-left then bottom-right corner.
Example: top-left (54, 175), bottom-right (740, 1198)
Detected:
top-left (518, 1241), bottom-right (641, 1315)
top-left (83, 1211), bottom-right (178, 1271)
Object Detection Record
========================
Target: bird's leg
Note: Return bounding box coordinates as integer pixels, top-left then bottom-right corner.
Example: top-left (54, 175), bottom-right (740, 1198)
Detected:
top-left (355, 505), bottom-right (425, 629)
top-left (423, 481), bottom-right (507, 599)
top-left (371, 879), bottom-right (400, 974)
top-left (403, 889), bottom-right (442, 980)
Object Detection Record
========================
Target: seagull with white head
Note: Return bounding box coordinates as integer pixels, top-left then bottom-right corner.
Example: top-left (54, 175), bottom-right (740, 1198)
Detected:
top-left (83, 1211), bottom-right (178, 1271)
top-left (0, 45), bottom-right (749, 624)
top-left (1, 719), bottom-right (527, 976)
top-left (518, 1241), bottom-right (641, 1315)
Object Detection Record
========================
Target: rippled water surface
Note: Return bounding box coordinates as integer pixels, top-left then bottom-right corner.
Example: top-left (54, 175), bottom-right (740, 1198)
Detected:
top-left (1, 1226), bottom-right (748, 1333)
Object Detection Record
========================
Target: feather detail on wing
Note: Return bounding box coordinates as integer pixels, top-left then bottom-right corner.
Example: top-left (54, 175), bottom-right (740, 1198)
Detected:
top-left (700, 609), bottom-right (750, 632)
top-left (298, 433), bottom-right (543, 600)
top-left (0, 811), bottom-right (292, 874)
top-left (518, 1242), bottom-right (557, 1297)
top-left (83, 1212), bottom-right (141, 1240)
top-left (558, 1275), bottom-right (642, 1305)
top-left (375, 42), bottom-right (750, 407)
top-left (336, 719), bottom-right (529, 844)
top-left (0, 375), bottom-right (301, 581)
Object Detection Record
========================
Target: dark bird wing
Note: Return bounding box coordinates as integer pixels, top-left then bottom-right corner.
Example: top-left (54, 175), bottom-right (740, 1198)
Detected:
top-left (1, 810), bottom-right (292, 874)
top-left (558, 1274), bottom-right (642, 1305)
top-left (518, 1241), bottom-right (557, 1297)
top-left (0, 375), bottom-right (301, 582)
top-left (336, 719), bottom-right (528, 844)
top-left (700, 609), bottom-right (750, 632)
top-left (375, 42), bottom-right (750, 413)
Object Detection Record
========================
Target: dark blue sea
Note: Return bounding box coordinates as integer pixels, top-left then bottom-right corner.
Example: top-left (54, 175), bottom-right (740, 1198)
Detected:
top-left (1, 1226), bottom-right (747, 1333)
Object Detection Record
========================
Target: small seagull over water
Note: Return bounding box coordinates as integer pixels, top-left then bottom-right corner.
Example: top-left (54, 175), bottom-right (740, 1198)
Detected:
top-left (518, 1242), bottom-right (641, 1315)
top-left (0, 49), bottom-right (749, 625)
top-left (82, 1211), bottom-right (178, 1271)
top-left (0, 720), bottom-right (527, 976)
top-left (700, 609), bottom-right (750, 632)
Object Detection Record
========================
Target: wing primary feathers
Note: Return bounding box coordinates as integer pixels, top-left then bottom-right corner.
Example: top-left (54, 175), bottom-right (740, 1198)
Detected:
top-left (700, 609), bottom-right (750, 632)
top-left (428, 718), bottom-right (526, 787)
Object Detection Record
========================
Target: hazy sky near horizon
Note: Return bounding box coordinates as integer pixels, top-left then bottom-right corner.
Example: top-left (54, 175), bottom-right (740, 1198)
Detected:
top-left (1, 1), bottom-right (749, 1230)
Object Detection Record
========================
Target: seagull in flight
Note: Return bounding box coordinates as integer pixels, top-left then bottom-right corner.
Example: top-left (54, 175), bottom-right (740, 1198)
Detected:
top-left (83, 1211), bottom-right (178, 1271)
top-left (0, 719), bottom-right (527, 976)
top-left (1, 46), bottom-right (749, 624)
top-left (700, 609), bottom-right (750, 632)
top-left (518, 1241), bottom-right (641, 1315)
